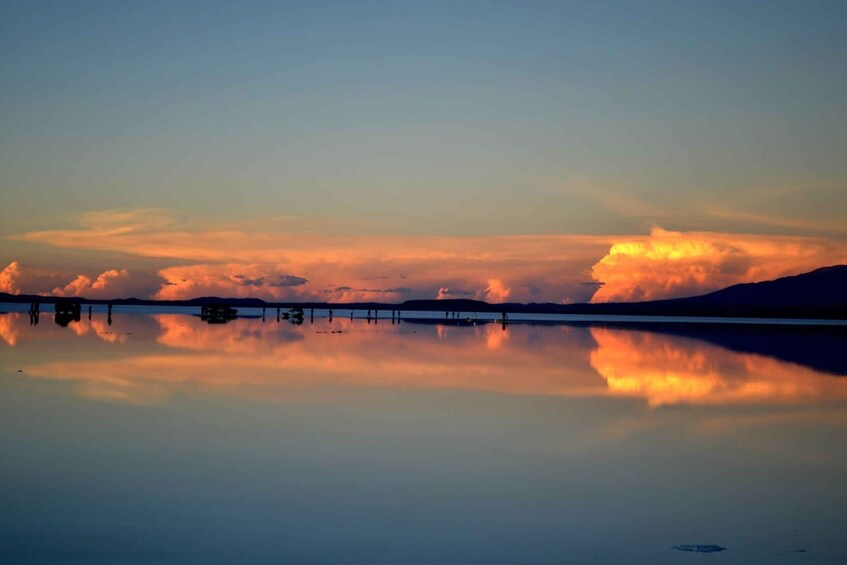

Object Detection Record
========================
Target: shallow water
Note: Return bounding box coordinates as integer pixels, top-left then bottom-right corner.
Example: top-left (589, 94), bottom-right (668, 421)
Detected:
top-left (2, 307), bottom-right (847, 564)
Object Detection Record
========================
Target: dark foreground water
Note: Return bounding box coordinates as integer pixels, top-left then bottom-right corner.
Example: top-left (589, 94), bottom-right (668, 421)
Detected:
top-left (2, 307), bottom-right (847, 564)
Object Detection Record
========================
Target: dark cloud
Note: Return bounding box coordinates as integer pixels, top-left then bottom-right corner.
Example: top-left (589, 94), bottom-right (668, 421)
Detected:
top-left (239, 277), bottom-right (265, 287)
top-left (269, 275), bottom-right (309, 287)
top-left (326, 285), bottom-right (413, 294)
top-left (437, 287), bottom-right (474, 297)
top-left (384, 287), bottom-right (413, 293)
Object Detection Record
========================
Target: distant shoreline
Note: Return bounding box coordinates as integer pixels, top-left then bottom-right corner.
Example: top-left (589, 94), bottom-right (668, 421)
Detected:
top-left (3, 298), bottom-right (847, 325)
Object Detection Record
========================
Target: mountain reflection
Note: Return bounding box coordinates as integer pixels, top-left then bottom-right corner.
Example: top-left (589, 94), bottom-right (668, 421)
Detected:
top-left (3, 312), bottom-right (846, 406)
top-left (589, 327), bottom-right (847, 406)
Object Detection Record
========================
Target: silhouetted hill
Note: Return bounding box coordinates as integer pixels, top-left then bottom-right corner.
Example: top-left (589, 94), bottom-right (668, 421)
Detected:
top-left (680, 265), bottom-right (847, 308)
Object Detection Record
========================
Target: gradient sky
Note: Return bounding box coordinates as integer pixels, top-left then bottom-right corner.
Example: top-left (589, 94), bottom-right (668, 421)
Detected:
top-left (2, 1), bottom-right (846, 302)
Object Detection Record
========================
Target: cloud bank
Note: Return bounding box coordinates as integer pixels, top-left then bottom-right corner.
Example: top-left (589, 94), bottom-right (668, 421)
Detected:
top-left (7, 209), bottom-right (847, 303)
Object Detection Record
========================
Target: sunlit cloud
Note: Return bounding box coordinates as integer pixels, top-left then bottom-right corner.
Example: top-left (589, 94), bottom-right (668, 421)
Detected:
top-left (52, 269), bottom-right (136, 298)
top-left (8, 210), bottom-right (847, 303)
top-left (590, 227), bottom-right (847, 302)
top-left (0, 261), bottom-right (23, 294)
top-left (11, 210), bottom-right (610, 303)
top-left (0, 261), bottom-right (160, 300)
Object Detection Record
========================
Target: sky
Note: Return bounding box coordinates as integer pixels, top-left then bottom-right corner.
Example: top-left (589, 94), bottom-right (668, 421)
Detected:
top-left (2, 1), bottom-right (846, 303)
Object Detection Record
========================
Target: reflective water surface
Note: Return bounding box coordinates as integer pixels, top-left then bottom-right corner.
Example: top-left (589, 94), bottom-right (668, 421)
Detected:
top-left (2, 308), bottom-right (847, 564)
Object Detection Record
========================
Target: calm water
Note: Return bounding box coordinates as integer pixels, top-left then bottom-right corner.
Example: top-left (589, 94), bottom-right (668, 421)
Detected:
top-left (2, 307), bottom-right (847, 564)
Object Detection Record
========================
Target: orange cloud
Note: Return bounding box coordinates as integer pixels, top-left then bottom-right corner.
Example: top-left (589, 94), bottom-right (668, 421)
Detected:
top-left (52, 269), bottom-right (134, 298)
top-left (0, 261), bottom-right (158, 300)
top-left (12, 210), bottom-right (610, 302)
top-left (0, 261), bottom-right (22, 294)
top-left (9, 210), bottom-right (847, 303)
top-left (590, 227), bottom-right (847, 302)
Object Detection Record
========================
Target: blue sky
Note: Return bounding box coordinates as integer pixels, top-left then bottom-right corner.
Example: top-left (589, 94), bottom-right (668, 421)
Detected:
top-left (1, 1), bottom-right (846, 301)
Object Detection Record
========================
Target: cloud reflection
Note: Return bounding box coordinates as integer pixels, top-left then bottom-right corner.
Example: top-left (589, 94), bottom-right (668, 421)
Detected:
top-left (589, 327), bottom-right (847, 406)
top-left (5, 312), bottom-right (847, 408)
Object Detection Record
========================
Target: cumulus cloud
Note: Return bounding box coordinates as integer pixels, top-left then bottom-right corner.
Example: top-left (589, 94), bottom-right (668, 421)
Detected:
top-left (475, 279), bottom-right (512, 303)
top-left (51, 268), bottom-right (155, 299)
top-left (10, 210), bottom-right (613, 302)
top-left (590, 227), bottom-right (847, 302)
top-left (11, 210), bottom-right (847, 304)
top-left (0, 261), bottom-right (22, 294)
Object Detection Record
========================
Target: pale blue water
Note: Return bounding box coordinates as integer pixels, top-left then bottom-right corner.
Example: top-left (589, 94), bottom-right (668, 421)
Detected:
top-left (2, 307), bottom-right (846, 564)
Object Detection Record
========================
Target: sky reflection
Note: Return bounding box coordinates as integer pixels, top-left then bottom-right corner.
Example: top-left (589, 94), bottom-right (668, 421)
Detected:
top-left (3, 311), bottom-right (846, 408)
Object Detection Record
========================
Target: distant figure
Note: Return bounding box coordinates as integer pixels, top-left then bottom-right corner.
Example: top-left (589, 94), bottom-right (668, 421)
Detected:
top-left (88, 305), bottom-right (92, 319)
top-left (350, 310), bottom-right (354, 320)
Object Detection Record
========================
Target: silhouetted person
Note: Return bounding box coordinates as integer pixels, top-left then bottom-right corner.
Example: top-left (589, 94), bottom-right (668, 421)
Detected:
top-left (88, 305), bottom-right (92, 319)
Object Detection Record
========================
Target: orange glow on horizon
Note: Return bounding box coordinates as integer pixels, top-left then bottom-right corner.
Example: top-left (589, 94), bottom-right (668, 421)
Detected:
top-left (7, 209), bottom-right (847, 303)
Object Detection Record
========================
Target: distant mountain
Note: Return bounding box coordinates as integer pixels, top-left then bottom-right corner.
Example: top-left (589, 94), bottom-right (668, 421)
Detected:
top-left (2, 265), bottom-right (846, 319)
top-left (679, 265), bottom-right (847, 308)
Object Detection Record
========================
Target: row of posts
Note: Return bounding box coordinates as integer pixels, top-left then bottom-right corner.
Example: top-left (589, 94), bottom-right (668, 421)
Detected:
top-left (26, 301), bottom-right (113, 327)
top-left (261, 307), bottom-right (405, 325)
